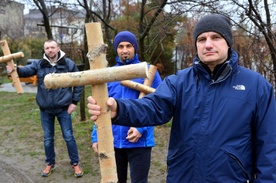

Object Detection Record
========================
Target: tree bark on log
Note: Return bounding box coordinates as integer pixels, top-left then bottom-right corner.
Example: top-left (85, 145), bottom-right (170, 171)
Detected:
top-left (120, 80), bottom-right (155, 94)
top-left (138, 65), bottom-right (157, 98)
top-left (85, 22), bottom-right (118, 183)
top-left (0, 52), bottom-right (24, 63)
top-left (44, 62), bottom-right (148, 89)
top-left (0, 40), bottom-right (23, 94)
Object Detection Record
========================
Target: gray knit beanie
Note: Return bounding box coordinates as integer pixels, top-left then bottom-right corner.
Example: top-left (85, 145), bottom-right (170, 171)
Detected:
top-left (193, 14), bottom-right (233, 47)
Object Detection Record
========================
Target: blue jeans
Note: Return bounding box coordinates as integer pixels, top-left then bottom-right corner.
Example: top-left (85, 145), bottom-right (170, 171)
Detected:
top-left (115, 147), bottom-right (152, 183)
top-left (40, 109), bottom-right (79, 165)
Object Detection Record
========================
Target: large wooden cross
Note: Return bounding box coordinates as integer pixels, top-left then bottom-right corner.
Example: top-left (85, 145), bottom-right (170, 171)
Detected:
top-left (44, 23), bottom-right (149, 183)
top-left (0, 40), bottom-right (24, 94)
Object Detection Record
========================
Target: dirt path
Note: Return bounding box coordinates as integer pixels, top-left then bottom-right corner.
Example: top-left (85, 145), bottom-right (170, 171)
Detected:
top-left (0, 159), bottom-right (35, 183)
top-left (0, 126), bottom-right (169, 183)
top-left (0, 86), bottom-right (170, 183)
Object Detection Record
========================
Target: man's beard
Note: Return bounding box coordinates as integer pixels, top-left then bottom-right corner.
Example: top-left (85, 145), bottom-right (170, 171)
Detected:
top-left (121, 55), bottom-right (129, 61)
top-left (48, 54), bottom-right (57, 60)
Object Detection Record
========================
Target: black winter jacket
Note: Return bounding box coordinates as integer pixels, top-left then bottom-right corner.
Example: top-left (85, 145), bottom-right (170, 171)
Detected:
top-left (17, 51), bottom-right (83, 111)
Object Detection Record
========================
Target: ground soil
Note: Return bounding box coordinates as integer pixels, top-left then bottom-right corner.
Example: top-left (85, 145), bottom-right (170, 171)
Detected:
top-left (0, 83), bottom-right (170, 183)
top-left (0, 125), bottom-right (170, 183)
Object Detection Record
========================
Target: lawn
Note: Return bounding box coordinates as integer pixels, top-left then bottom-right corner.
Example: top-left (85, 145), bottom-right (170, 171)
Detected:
top-left (0, 84), bottom-right (169, 182)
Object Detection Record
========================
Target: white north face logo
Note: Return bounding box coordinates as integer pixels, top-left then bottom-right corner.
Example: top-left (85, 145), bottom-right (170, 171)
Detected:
top-left (233, 85), bottom-right (246, 90)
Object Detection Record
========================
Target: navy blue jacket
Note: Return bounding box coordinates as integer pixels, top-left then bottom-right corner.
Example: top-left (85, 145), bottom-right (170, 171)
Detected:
top-left (92, 54), bottom-right (162, 148)
top-left (17, 50), bottom-right (83, 111)
top-left (113, 50), bottom-right (276, 182)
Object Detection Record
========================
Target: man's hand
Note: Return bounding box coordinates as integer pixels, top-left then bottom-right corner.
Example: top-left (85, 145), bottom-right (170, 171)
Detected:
top-left (87, 96), bottom-right (118, 121)
top-left (67, 103), bottom-right (76, 114)
top-left (92, 142), bottom-right (98, 155)
top-left (6, 65), bottom-right (16, 74)
top-left (126, 127), bottom-right (142, 143)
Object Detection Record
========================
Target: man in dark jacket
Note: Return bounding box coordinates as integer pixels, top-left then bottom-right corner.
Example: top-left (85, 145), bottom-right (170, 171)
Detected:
top-left (91, 31), bottom-right (162, 183)
top-left (7, 40), bottom-right (83, 178)
top-left (87, 15), bottom-right (276, 182)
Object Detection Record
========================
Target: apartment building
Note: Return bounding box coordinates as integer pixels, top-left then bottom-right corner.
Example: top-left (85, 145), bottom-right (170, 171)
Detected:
top-left (0, 0), bottom-right (24, 39)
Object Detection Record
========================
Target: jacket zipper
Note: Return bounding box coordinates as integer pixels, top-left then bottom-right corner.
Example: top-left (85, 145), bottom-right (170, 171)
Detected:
top-left (228, 153), bottom-right (250, 182)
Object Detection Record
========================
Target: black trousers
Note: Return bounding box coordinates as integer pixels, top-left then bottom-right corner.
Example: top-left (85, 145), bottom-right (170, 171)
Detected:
top-left (115, 147), bottom-right (152, 183)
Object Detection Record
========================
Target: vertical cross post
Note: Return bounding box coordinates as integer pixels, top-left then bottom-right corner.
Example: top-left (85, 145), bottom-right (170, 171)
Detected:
top-left (85, 22), bottom-right (118, 182)
top-left (0, 40), bottom-right (24, 94)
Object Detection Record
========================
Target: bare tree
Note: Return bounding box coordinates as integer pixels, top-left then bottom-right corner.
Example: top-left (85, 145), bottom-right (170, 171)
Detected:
top-left (33, 0), bottom-right (53, 39)
top-left (23, 0), bottom-right (276, 88)
top-left (231, 0), bottom-right (276, 87)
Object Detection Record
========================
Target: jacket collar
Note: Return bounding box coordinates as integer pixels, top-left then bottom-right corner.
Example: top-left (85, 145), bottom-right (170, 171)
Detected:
top-left (40, 50), bottom-right (66, 67)
top-left (193, 49), bottom-right (239, 82)
top-left (115, 53), bottom-right (140, 66)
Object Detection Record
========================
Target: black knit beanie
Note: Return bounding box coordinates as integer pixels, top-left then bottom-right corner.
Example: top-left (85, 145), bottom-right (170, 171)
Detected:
top-left (193, 14), bottom-right (233, 47)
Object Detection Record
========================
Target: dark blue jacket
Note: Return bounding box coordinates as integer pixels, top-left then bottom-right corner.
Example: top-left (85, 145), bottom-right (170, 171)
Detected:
top-left (92, 54), bottom-right (162, 148)
top-left (113, 50), bottom-right (276, 182)
top-left (17, 50), bottom-right (83, 111)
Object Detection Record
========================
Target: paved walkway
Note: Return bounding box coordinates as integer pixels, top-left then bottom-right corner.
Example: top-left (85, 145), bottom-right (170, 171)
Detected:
top-left (0, 82), bottom-right (37, 93)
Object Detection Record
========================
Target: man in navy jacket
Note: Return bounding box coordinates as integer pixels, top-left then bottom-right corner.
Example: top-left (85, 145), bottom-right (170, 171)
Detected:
top-left (87, 15), bottom-right (276, 182)
top-left (7, 40), bottom-right (83, 178)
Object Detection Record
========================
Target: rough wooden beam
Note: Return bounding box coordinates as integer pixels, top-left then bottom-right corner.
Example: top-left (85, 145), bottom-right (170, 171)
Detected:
top-left (44, 62), bottom-right (148, 89)
top-left (0, 40), bottom-right (23, 94)
top-left (86, 22), bottom-right (117, 183)
top-left (138, 65), bottom-right (157, 98)
top-left (120, 80), bottom-right (155, 94)
top-left (0, 52), bottom-right (24, 64)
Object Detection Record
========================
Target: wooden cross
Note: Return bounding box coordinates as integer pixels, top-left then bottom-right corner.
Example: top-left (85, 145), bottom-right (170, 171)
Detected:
top-left (0, 40), bottom-right (24, 94)
top-left (44, 22), bottom-right (149, 183)
top-left (120, 65), bottom-right (157, 95)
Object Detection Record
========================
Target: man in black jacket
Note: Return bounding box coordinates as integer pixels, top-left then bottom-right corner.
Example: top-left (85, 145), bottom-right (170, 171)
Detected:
top-left (7, 40), bottom-right (83, 178)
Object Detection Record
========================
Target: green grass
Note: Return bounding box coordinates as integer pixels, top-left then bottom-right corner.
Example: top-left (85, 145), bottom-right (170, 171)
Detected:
top-left (0, 74), bottom-right (12, 84)
top-left (0, 82), bottom-right (170, 182)
top-left (0, 85), bottom-right (97, 174)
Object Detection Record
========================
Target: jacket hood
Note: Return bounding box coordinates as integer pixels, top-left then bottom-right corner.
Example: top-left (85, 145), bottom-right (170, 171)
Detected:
top-left (42, 50), bottom-right (66, 64)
